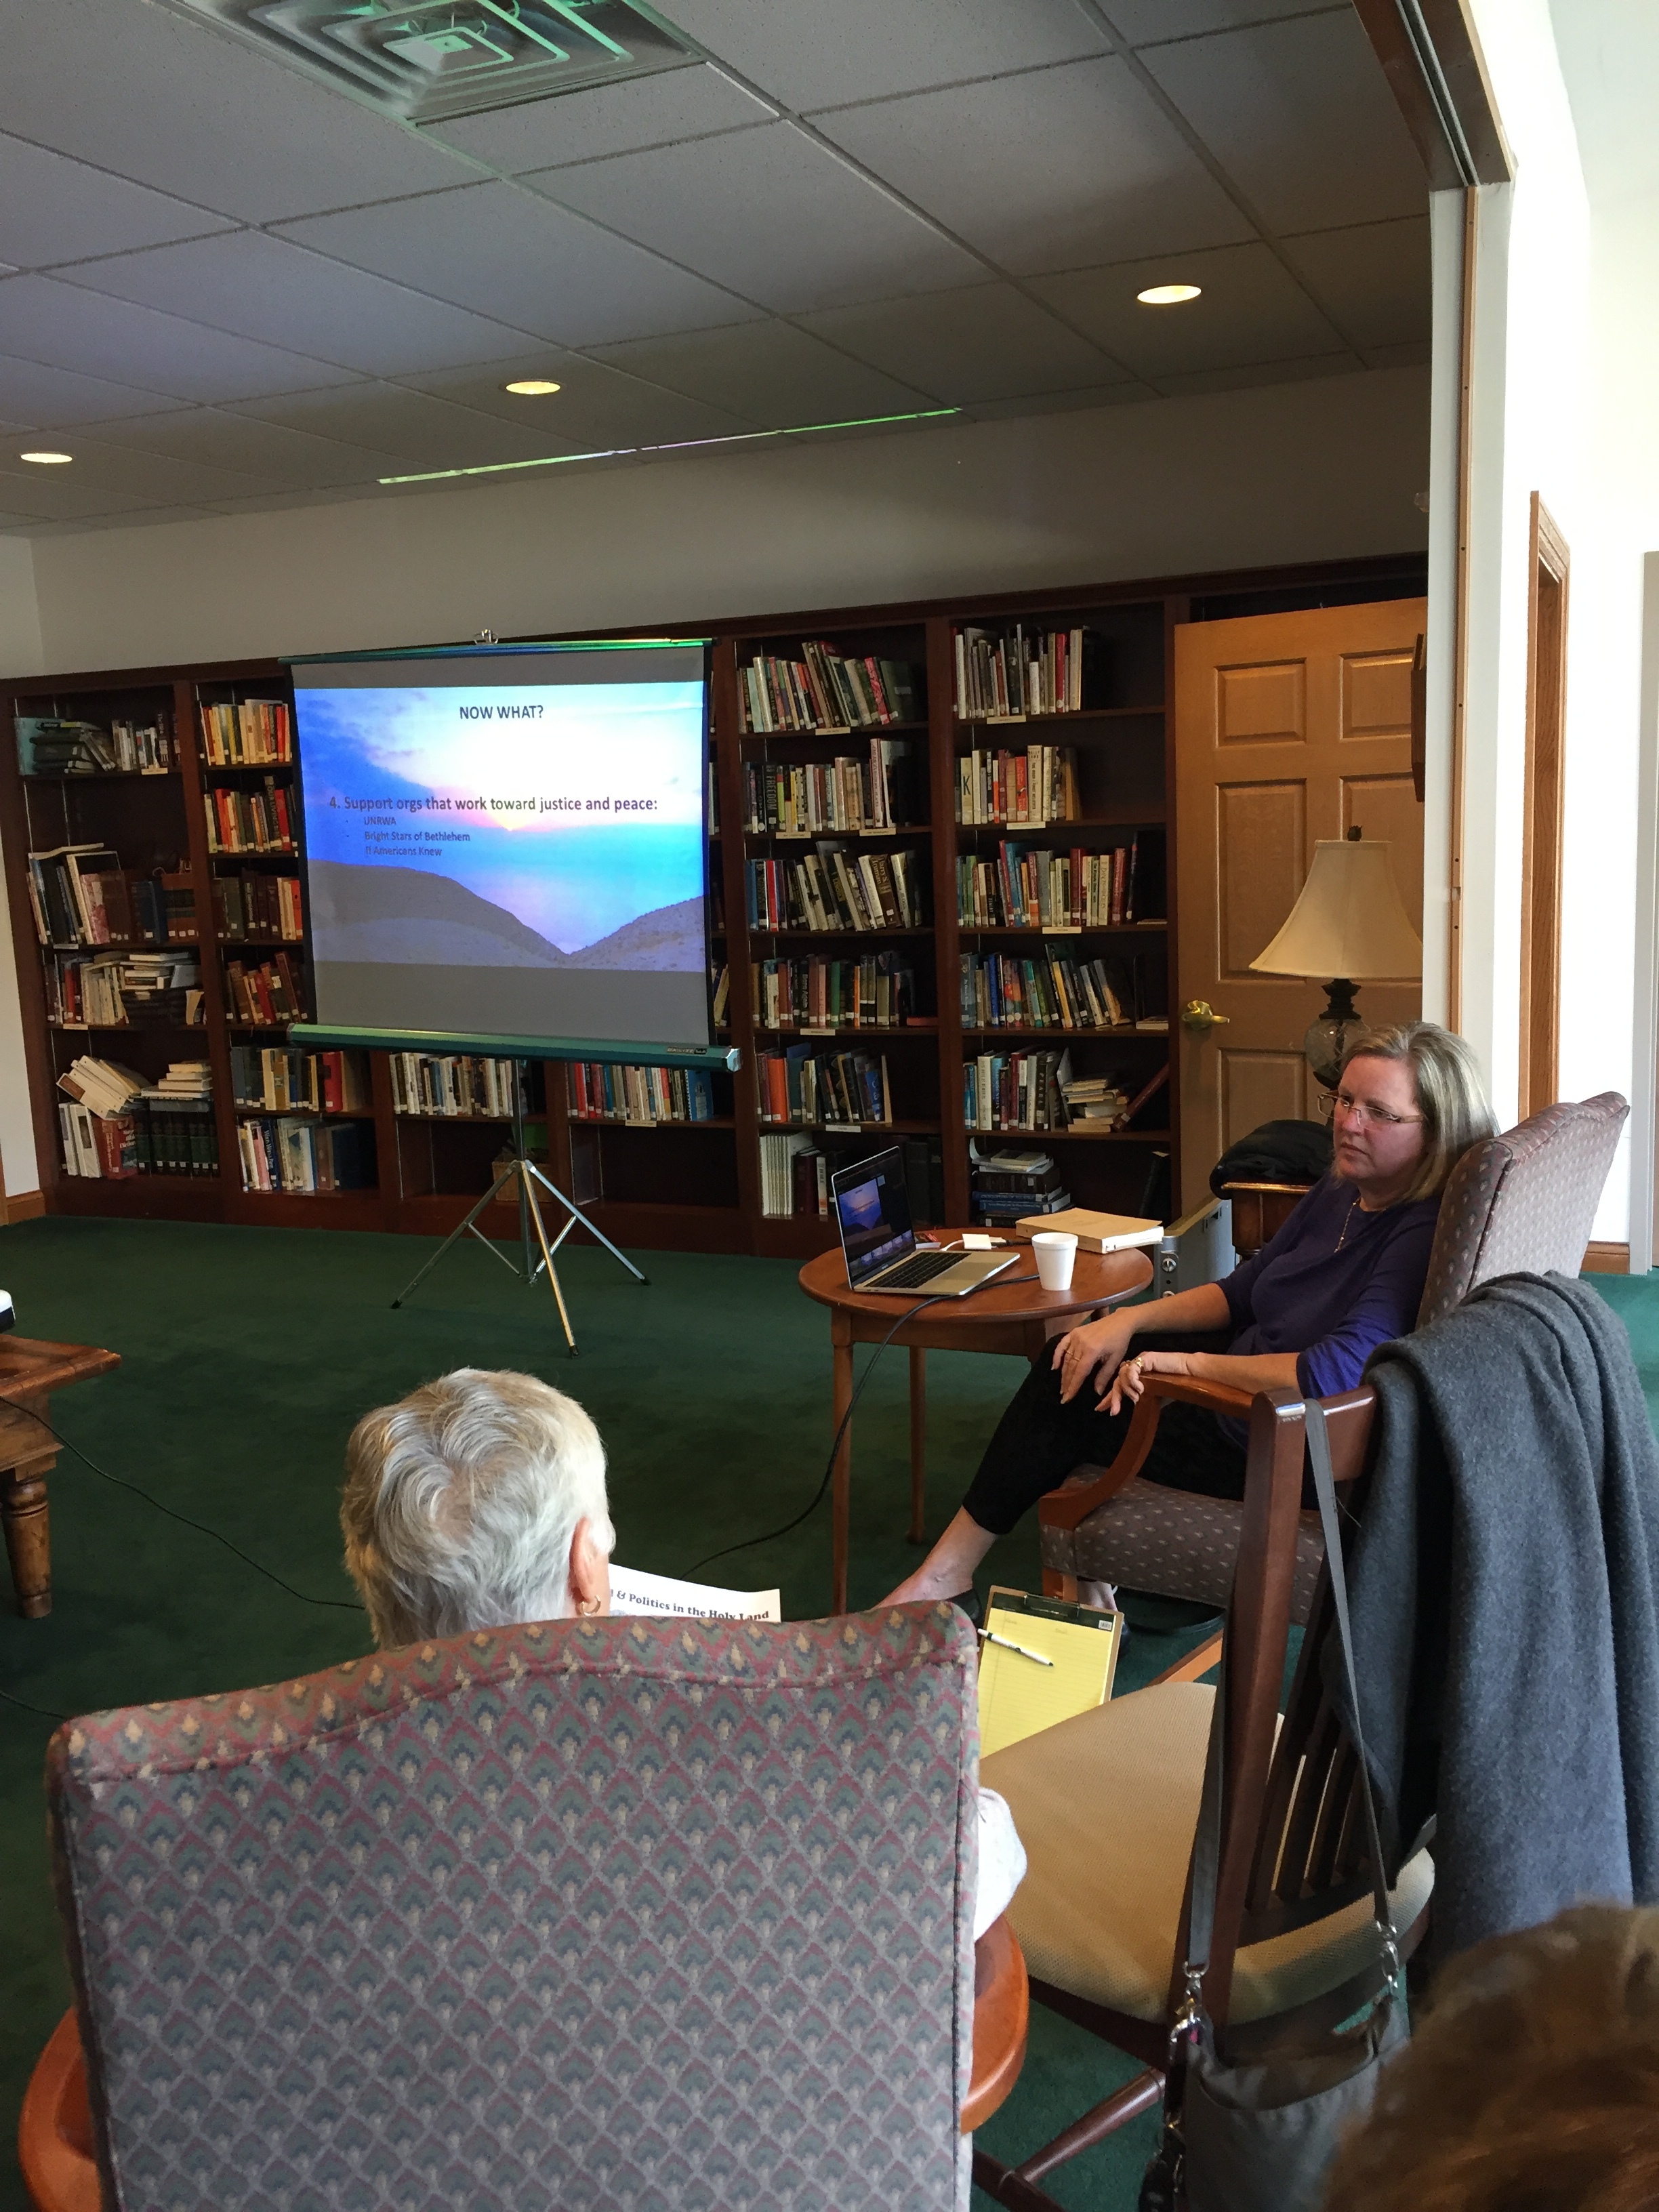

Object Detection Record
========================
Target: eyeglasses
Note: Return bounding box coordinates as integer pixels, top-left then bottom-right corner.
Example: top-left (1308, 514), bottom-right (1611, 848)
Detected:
top-left (1317, 1089), bottom-right (1425, 1130)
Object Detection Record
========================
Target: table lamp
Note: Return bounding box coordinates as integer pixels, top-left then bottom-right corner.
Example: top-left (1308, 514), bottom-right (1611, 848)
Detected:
top-left (1250, 834), bottom-right (1422, 1088)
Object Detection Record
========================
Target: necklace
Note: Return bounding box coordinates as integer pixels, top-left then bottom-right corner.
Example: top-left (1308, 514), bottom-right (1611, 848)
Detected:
top-left (1334, 1195), bottom-right (1362, 1252)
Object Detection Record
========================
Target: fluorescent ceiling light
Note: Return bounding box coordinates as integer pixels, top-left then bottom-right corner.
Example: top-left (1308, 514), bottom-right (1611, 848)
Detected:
top-left (377, 407), bottom-right (962, 486)
top-left (504, 380), bottom-right (562, 396)
top-left (1136, 283), bottom-right (1202, 306)
top-left (20, 450), bottom-right (73, 464)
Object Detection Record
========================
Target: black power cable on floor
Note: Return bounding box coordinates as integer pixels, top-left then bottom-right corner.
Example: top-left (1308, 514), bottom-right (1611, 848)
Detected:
top-left (0, 1683), bottom-right (67, 1722)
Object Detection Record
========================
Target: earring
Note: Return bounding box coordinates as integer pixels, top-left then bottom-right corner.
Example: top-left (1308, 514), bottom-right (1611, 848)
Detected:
top-left (576, 1595), bottom-right (601, 1617)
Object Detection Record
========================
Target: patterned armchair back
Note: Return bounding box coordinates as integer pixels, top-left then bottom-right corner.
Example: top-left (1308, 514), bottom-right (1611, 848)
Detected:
top-left (1418, 1091), bottom-right (1629, 1324)
top-left (47, 1605), bottom-right (979, 2212)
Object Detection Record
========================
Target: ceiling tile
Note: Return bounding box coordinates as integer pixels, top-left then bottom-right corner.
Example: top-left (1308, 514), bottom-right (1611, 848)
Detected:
top-left (424, 62), bottom-right (775, 171)
top-left (1141, 12), bottom-right (1427, 234)
top-left (1279, 216), bottom-right (1431, 352)
top-left (276, 183), bottom-right (756, 348)
top-left (0, 436), bottom-right (275, 506)
top-left (1367, 339), bottom-right (1431, 371)
top-left (533, 123), bottom-right (981, 313)
top-left (20, 506), bottom-right (221, 535)
top-left (62, 230), bottom-right (541, 377)
top-left (0, 134), bottom-right (234, 270)
top-left (400, 356), bottom-right (760, 447)
top-left (591, 321), bottom-right (930, 428)
top-left (655, 0), bottom-right (1108, 111)
top-left (0, 0), bottom-right (475, 222)
top-left (1097, 0), bottom-right (1343, 43)
top-left (960, 384), bottom-right (1152, 421)
top-left (0, 352), bottom-right (190, 428)
top-left (1155, 353), bottom-right (1365, 397)
top-left (225, 384), bottom-right (601, 469)
top-left (53, 407), bottom-right (413, 486)
top-left (0, 276), bottom-right (359, 401)
top-left (197, 487), bottom-right (382, 518)
top-left (795, 284), bottom-right (1129, 405)
top-left (0, 465), bottom-right (161, 519)
top-left (818, 58), bottom-right (1252, 276)
top-left (1031, 242), bottom-right (1347, 381)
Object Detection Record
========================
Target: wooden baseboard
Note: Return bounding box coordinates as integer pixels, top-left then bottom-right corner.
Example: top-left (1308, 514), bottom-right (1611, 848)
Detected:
top-left (2, 1190), bottom-right (45, 1225)
top-left (1582, 1241), bottom-right (1631, 1275)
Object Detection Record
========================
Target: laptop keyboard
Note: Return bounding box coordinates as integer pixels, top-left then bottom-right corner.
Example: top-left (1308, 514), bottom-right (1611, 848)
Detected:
top-left (871, 1248), bottom-right (960, 1291)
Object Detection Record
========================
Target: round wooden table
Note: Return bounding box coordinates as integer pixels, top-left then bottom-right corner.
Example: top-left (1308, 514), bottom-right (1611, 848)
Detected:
top-left (798, 1236), bottom-right (1154, 1612)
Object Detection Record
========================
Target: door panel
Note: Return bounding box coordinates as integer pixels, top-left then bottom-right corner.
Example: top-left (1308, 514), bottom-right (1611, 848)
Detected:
top-left (1176, 599), bottom-right (1427, 1212)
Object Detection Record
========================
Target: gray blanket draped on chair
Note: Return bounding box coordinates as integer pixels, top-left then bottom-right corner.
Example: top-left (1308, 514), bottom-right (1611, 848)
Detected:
top-left (1334, 1271), bottom-right (1659, 1961)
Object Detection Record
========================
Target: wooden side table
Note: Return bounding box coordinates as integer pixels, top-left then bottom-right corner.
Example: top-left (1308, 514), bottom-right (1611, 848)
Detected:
top-left (799, 1239), bottom-right (1153, 1612)
top-left (0, 1336), bottom-right (121, 1618)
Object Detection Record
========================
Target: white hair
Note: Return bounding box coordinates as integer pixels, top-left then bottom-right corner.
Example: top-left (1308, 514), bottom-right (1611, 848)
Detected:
top-left (340, 1368), bottom-right (614, 1649)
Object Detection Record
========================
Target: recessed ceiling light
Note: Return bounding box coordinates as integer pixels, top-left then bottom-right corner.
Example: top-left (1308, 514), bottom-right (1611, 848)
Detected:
top-left (504, 380), bottom-right (562, 396)
top-left (20, 450), bottom-right (73, 464)
top-left (1136, 283), bottom-right (1202, 306)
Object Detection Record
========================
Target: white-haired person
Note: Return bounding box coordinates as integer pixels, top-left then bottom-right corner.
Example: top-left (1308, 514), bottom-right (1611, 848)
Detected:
top-left (340, 1366), bottom-right (1025, 1942)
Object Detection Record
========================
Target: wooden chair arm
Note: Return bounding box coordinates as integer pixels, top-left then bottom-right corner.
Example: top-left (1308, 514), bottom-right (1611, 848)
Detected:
top-left (1038, 1373), bottom-right (1256, 1532)
top-left (964, 1915), bottom-right (1029, 2133)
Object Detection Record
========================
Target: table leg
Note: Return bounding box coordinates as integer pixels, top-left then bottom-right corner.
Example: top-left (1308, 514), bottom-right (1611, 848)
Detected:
top-left (908, 1347), bottom-right (927, 1544)
top-left (1, 1455), bottom-right (54, 1619)
top-left (831, 1326), bottom-right (854, 1616)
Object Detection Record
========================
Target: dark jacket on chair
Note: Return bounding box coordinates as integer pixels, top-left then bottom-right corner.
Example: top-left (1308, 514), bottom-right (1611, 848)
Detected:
top-left (1335, 1272), bottom-right (1659, 1961)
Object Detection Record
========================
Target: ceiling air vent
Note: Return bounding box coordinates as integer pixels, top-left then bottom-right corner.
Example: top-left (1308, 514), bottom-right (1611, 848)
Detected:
top-left (155, 0), bottom-right (700, 124)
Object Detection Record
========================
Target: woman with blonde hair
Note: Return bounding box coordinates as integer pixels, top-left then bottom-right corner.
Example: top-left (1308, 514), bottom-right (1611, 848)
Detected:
top-left (884, 1021), bottom-right (1496, 1610)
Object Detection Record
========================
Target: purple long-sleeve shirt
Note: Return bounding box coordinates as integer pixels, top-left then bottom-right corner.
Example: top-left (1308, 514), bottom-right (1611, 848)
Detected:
top-left (1220, 1174), bottom-right (1440, 1399)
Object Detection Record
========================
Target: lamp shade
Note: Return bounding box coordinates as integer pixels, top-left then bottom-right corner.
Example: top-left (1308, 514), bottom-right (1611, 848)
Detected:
top-left (1250, 839), bottom-right (1422, 980)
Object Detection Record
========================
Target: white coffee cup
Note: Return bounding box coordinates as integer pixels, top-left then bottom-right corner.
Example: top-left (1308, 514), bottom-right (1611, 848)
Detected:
top-left (1031, 1231), bottom-right (1079, 1291)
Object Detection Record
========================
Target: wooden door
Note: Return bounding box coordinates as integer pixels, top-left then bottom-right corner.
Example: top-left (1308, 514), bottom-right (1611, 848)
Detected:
top-left (1174, 600), bottom-right (1426, 1213)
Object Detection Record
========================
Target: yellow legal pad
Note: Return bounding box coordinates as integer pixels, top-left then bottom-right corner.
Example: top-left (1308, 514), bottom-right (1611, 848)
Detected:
top-left (976, 1585), bottom-right (1124, 1759)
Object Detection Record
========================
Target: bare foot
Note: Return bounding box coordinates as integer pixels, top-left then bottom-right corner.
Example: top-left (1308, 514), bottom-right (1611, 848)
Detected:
top-left (880, 1559), bottom-right (977, 1608)
top-left (878, 1507), bottom-right (996, 1610)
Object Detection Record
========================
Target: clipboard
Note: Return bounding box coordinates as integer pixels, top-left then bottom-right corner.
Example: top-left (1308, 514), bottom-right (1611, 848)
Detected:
top-left (976, 1585), bottom-right (1124, 1759)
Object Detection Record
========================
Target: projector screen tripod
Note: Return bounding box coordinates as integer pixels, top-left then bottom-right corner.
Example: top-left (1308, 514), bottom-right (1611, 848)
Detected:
top-left (390, 1064), bottom-right (647, 1352)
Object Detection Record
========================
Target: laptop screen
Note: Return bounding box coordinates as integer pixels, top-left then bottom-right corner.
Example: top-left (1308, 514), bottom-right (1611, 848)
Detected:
top-left (834, 1149), bottom-right (916, 1286)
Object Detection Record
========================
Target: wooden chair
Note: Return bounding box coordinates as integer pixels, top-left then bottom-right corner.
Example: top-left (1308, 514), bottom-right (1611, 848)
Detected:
top-left (1041, 1090), bottom-right (1630, 1618)
top-left (972, 1378), bottom-right (1433, 2210)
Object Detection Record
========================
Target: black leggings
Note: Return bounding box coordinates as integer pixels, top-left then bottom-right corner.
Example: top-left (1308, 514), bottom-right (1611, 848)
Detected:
top-left (961, 1330), bottom-right (1248, 1538)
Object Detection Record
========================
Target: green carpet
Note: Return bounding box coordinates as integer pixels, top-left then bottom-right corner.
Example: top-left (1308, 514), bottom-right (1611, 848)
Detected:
top-left (4, 1222), bottom-right (1650, 2211)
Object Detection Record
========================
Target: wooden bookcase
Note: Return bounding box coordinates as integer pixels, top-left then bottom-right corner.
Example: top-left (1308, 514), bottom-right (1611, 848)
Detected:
top-left (0, 556), bottom-right (1424, 1252)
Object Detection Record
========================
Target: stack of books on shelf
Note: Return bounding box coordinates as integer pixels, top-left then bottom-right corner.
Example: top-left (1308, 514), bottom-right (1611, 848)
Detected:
top-left (565, 1063), bottom-right (716, 1124)
top-left (1058, 1070), bottom-right (1131, 1128)
top-left (16, 714), bottom-right (177, 775)
top-left (960, 950), bottom-right (1131, 1031)
top-left (26, 849), bottom-right (195, 949)
top-left (231, 1046), bottom-right (370, 1113)
top-left (213, 872), bottom-right (303, 941)
top-left (199, 699), bottom-right (293, 764)
top-left (745, 846), bottom-right (926, 932)
top-left (954, 626), bottom-right (1099, 719)
top-left (957, 838), bottom-right (1141, 930)
top-left (757, 1044), bottom-right (893, 1127)
top-left (239, 1117), bottom-right (373, 1194)
top-left (56, 1056), bottom-right (144, 1179)
top-left (956, 745), bottom-right (1079, 825)
top-left (388, 1053), bottom-right (520, 1118)
top-left (970, 1145), bottom-right (1071, 1228)
top-left (964, 1048), bottom-right (1073, 1133)
top-left (47, 949), bottom-right (202, 1028)
top-left (224, 953), bottom-right (304, 1025)
top-left (58, 1059), bottom-right (219, 1178)
top-left (753, 951), bottom-right (916, 1031)
top-left (737, 644), bottom-right (919, 733)
top-left (203, 777), bottom-right (293, 854)
top-left (742, 741), bottom-right (921, 833)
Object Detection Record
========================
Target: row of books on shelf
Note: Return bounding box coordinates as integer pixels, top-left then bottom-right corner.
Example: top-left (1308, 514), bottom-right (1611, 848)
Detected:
top-left (224, 953), bottom-right (305, 1025)
top-left (758, 1046), bottom-right (891, 1128)
top-left (954, 626), bottom-right (1101, 720)
top-left (956, 745), bottom-right (1080, 827)
top-left (758, 1131), bottom-right (945, 1223)
top-left (56, 1057), bottom-right (217, 1179)
top-left (958, 838), bottom-right (1141, 930)
top-left (239, 1115), bottom-right (374, 1193)
top-left (17, 714), bottom-right (179, 776)
top-left (741, 743), bottom-right (922, 835)
top-left (737, 644), bottom-right (919, 734)
top-left (26, 846), bottom-right (194, 948)
top-left (387, 1053), bottom-right (523, 1120)
top-left (203, 777), bottom-right (294, 855)
top-left (230, 1046), bottom-right (371, 1114)
top-left (199, 699), bottom-right (293, 766)
top-left (565, 1062), bottom-right (718, 1125)
top-left (47, 950), bottom-right (202, 1028)
top-left (214, 870), bottom-right (302, 943)
top-left (960, 950), bottom-right (1153, 1032)
top-left (754, 951), bottom-right (918, 1033)
top-left (745, 847), bottom-right (926, 934)
top-left (962, 1050), bottom-right (1124, 1134)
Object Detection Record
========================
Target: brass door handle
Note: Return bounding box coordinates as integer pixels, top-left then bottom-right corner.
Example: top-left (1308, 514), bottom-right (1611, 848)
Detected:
top-left (1182, 1000), bottom-right (1231, 1034)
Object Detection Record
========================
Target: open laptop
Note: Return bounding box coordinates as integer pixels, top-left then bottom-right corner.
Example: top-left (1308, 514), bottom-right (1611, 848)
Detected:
top-left (832, 1147), bottom-right (1017, 1296)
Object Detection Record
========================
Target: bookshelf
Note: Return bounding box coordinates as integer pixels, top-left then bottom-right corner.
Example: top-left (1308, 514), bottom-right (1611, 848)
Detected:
top-left (0, 555), bottom-right (1424, 1252)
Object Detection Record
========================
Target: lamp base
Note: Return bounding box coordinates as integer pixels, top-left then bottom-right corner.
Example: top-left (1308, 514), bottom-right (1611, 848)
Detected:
top-left (1305, 979), bottom-right (1366, 1090)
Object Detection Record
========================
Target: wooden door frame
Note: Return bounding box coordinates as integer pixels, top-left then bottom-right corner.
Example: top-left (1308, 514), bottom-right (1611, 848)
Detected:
top-left (1517, 494), bottom-right (1568, 1118)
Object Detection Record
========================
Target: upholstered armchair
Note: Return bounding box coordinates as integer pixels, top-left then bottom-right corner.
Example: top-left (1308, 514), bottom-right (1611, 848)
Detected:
top-left (37, 1607), bottom-right (985, 2212)
top-left (1040, 1091), bottom-right (1630, 1617)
